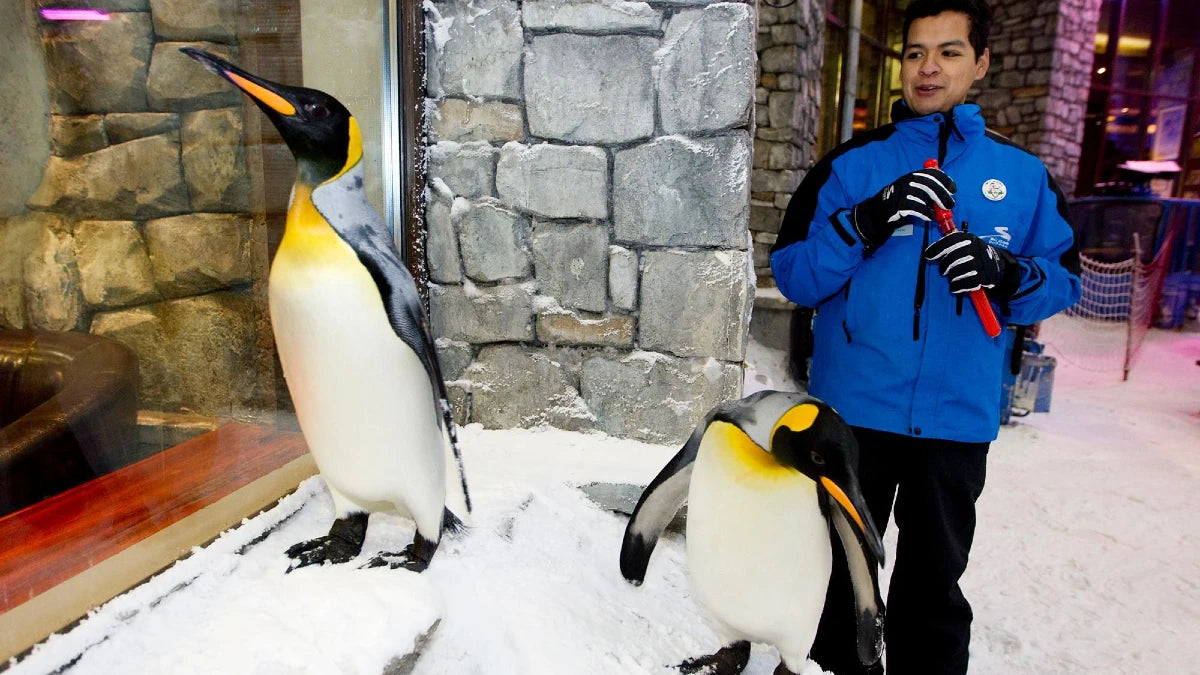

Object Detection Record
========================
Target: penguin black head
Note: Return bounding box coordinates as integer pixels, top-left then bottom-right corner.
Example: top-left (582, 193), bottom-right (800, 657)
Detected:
top-left (767, 401), bottom-right (886, 564)
top-left (181, 47), bottom-right (355, 186)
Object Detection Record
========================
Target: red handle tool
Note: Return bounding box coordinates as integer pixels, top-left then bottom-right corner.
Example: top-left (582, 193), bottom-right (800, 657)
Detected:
top-left (923, 159), bottom-right (1002, 338)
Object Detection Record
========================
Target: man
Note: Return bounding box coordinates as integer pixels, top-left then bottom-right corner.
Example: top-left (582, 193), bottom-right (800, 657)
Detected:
top-left (769, 1), bottom-right (1082, 673)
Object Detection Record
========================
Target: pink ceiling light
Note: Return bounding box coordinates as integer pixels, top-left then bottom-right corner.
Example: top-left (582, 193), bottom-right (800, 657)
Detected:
top-left (40, 8), bottom-right (112, 21)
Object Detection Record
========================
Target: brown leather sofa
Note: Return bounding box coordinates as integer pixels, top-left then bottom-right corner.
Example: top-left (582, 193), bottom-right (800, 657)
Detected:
top-left (0, 330), bottom-right (139, 517)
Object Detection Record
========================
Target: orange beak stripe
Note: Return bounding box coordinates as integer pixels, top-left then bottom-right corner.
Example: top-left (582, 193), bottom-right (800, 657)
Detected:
top-left (820, 477), bottom-right (867, 533)
top-left (227, 72), bottom-right (296, 116)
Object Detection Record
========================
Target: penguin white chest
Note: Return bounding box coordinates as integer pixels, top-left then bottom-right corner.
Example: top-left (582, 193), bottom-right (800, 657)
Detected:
top-left (685, 422), bottom-right (832, 657)
top-left (267, 230), bottom-right (444, 514)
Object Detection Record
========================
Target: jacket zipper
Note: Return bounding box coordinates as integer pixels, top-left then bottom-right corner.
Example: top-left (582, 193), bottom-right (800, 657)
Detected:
top-left (913, 220), bottom-right (929, 340)
top-left (915, 112), bottom-right (957, 339)
top-left (842, 281), bottom-right (853, 343)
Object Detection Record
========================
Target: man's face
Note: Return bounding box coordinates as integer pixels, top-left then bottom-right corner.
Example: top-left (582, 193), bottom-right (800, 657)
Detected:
top-left (901, 11), bottom-right (990, 116)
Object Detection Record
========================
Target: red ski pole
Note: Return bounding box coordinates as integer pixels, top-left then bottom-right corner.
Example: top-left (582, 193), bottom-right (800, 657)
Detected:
top-left (924, 159), bottom-right (1002, 338)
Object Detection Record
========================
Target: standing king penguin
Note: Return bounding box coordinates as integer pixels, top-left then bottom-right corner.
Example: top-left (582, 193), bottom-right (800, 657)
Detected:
top-left (620, 391), bottom-right (885, 674)
top-left (181, 48), bottom-right (470, 573)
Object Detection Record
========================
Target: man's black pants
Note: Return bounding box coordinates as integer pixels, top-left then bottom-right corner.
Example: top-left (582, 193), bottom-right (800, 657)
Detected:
top-left (809, 427), bottom-right (989, 675)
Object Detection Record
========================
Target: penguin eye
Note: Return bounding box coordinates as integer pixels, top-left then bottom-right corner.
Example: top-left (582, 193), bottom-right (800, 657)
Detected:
top-left (305, 102), bottom-right (330, 120)
top-left (810, 450), bottom-right (825, 466)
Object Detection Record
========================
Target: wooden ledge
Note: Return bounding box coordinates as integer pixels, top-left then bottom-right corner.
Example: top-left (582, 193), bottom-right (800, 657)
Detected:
top-left (0, 423), bottom-right (316, 663)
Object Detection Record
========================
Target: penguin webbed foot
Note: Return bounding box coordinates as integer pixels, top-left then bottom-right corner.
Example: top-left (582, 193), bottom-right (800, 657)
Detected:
top-left (771, 663), bottom-right (801, 675)
top-left (362, 531), bottom-right (438, 573)
top-left (677, 641), bottom-right (751, 675)
top-left (284, 512), bottom-right (369, 572)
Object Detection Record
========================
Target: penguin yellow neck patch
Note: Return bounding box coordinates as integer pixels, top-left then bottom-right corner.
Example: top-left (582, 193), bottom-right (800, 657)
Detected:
top-left (279, 184), bottom-right (352, 263)
top-left (330, 117), bottom-right (364, 183)
top-left (226, 72), bottom-right (296, 116)
top-left (708, 420), bottom-right (797, 481)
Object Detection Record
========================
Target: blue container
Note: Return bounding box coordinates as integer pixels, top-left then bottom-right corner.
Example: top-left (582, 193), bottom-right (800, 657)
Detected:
top-left (1000, 328), bottom-right (1056, 424)
top-left (1156, 272), bottom-right (1200, 328)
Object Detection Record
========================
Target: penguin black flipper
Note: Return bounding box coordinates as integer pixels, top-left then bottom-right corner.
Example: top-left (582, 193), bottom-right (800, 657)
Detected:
top-left (311, 173), bottom-right (472, 515)
top-left (620, 409), bottom-right (718, 585)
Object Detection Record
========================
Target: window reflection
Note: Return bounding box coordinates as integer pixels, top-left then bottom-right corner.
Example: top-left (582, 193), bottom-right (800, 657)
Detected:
top-left (1077, 0), bottom-right (1200, 197)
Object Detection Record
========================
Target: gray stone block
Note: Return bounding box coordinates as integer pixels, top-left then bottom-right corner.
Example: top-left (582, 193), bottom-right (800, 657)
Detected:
top-left (613, 134), bottom-right (751, 248)
top-left (522, 0), bottom-right (662, 32)
top-left (658, 4), bottom-right (755, 134)
top-left (91, 291), bottom-right (258, 414)
top-left (147, 42), bottom-right (241, 111)
top-left (760, 45), bottom-right (801, 74)
top-left (433, 99), bottom-right (524, 143)
top-left (105, 113), bottom-right (180, 145)
top-left (149, 0), bottom-right (238, 42)
top-left (75, 220), bottom-right (160, 309)
top-left (608, 245), bottom-right (638, 311)
top-left (639, 249), bottom-right (752, 361)
top-left (49, 116), bottom-right (106, 157)
top-left (469, 345), bottom-right (595, 431)
top-left (0, 214), bottom-right (49, 329)
top-left (536, 311), bottom-right (634, 347)
top-left (23, 218), bottom-right (82, 331)
top-left (581, 351), bottom-right (741, 443)
top-left (428, 141), bottom-right (497, 199)
top-left (429, 0), bottom-right (523, 99)
top-left (524, 34), bottom-right (656, 144)
top-left (181, 107), bottom-right (249, 212)
top-left (435, 338), bottom-right (474, 381)
top-left (29, 133), bottom-right (189, 220)
top-left (458, 200), bottom-right (531, 283)
top-left (429, 282), bottom-right (534, 343)
top-left (425, 196), bottom-right (463, 284)
top-left (532, 223), bottom-right (608, 313)
top-left (496, 143), bottom-right (608, 219)
top-left (144, 213), bottom-right (252, 297)
top-left (42, 12), bottom-right (152, 114)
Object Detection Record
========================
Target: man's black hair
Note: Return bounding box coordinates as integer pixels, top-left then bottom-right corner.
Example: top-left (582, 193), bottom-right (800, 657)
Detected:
top-left (902, 0), bottom-right (992, 59)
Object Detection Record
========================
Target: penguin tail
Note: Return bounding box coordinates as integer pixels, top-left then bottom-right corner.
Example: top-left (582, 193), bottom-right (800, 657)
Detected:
top-left (442, 507), bottom-right (468, 537)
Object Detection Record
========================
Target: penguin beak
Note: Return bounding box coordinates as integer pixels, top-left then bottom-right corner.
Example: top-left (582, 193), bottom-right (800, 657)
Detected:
top-left (180, 46), bottom-right (298, 117)
top-left (819, 476), bottom-right (886, 565)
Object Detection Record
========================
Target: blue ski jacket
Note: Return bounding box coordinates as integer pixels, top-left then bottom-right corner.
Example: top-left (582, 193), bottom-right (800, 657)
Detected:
top-left (770, 102), bottom-right (1082, 442)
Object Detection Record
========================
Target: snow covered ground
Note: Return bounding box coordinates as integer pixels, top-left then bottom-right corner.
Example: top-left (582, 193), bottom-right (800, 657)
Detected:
top-left (7, 323), bottom-right (1200, 674)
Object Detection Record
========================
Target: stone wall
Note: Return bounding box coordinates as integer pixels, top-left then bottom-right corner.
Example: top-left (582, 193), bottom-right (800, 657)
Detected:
top-left (424, 0), bottom-right (758, 443)
top-left (975, 0), bottom-right (1103, 197)
top-left (750, 0), bottom-right (824, 286)
top-left (0, 0), bottom-right (272, 417)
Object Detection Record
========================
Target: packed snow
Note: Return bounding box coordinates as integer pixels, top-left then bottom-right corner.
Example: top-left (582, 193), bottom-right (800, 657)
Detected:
top-left (7, 323), bottom-right (1200, 674)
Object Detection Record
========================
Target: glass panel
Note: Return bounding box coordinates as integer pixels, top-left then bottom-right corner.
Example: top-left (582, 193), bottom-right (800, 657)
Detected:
top-left (819, 23), bottom-right (847, 154)
top-left (1090, 0), bottom-right (1116, 87)
top-left (1181, 102), bottom-right (1200, 198)
top-left (1146, 97), bottom-right (1187, 161)
top-left (855, 44), bottom-right (885, 135)
top-left (1096, 92), bottom-right (1148, 189)
top-left (1076, 88), bottom-right (1111, 194)
top-left (1109, 0), bottom-right (1156, 93)
top-left (0, 3), bottom-right (389, 504)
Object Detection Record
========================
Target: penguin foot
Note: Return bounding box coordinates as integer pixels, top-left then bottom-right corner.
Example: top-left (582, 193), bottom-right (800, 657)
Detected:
top-left (285, 512), bottom-right (368, 572)
top-left (361, 531), bottom-right (438, 573)
top-left (677, 641), bottom-right (751, 674)
top-left (771, 663), bottom-right (800, 675)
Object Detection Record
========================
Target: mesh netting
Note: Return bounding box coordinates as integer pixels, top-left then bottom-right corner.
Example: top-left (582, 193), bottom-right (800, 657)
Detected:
top-left (1039, 231), bottom-right (1175, 379)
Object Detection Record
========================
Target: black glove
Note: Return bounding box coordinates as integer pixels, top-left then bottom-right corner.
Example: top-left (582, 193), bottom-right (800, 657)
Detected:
top-left (851, 168), bottom-right (957, 251)
top-left (924, 231), bottom-right (1021, 299)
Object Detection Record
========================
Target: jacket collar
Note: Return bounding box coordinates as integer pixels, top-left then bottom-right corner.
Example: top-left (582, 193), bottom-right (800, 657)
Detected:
top-left (890, 100), bottom-right (987, 163)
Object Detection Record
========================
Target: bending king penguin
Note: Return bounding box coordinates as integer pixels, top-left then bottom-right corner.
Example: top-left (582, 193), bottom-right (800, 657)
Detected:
top-left (182, 48), bottom-right (471, 572)
top-left (621, 391), bottom-right (885, 674)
